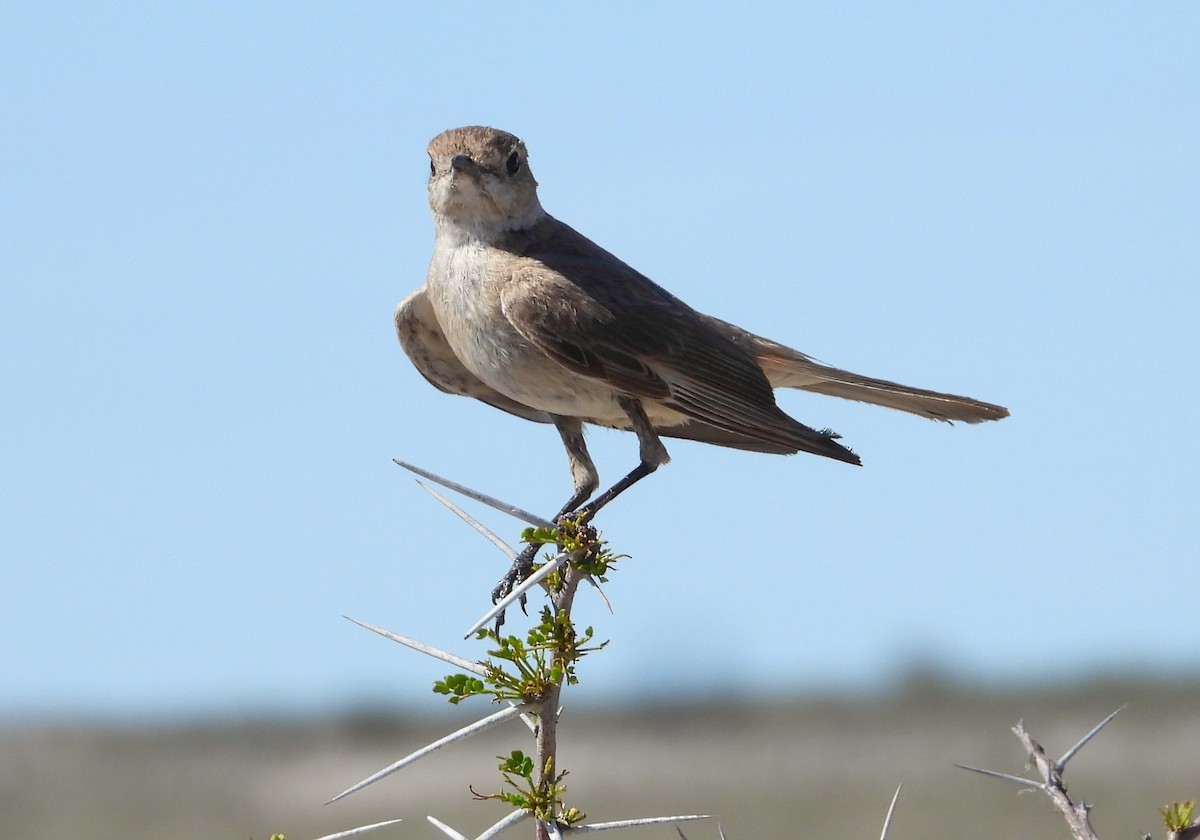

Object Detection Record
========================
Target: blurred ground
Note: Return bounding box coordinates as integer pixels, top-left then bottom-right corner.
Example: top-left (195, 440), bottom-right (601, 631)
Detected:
top-left (2, 676), bottom-right (1197, 840)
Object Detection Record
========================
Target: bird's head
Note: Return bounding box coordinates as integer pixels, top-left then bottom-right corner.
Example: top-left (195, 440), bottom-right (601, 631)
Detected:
top-left (427, 126), bottom-right (543, 237)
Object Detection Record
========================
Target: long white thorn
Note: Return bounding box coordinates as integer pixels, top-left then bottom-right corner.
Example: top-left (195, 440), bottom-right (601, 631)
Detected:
top-left (582, 575), bottom-right (613, 613)
top-left (417, 480), bottom-right (517, 559)
top-left (427, 816), bottom-right (469, 840)
top-left (1056, 706), bottom-right (1124, 770)
top-left (879, 783), bottom-right (902, 840)
top-left (313, 818), bottom-right (403, 839)
top-left (328, 704), bottom-right (529, 803)
top-left (475, 808), bottom-right (530, 840)
top-left (344, 617), bottom-right (486, 675)
top-left (566, 815), bottom-right (712, 832)
top-left (342, 618), bottom-right (539, 734)
top-left (464, 550), bottom-right (573, 638)
top-left (954, 763), bottom-right (1042, 789)
top-left (394, 460), bottom-right (553, 528)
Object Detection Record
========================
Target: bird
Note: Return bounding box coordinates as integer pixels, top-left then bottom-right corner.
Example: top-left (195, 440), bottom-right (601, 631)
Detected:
top-left (396, 125), bottom-right (1008, 592)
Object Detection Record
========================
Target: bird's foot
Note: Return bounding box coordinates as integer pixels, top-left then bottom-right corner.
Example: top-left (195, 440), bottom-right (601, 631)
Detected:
top-left (572, 503), bottom-right (599, 524)
top-left (488, 503), bottom-right (594, 633)
top-left (489, 542), bottom-right (539, 630)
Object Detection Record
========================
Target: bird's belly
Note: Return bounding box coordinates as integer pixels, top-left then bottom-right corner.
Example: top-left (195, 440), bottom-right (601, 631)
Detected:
top-left (466, 338), bottom-right (692, 429)
top-left (428, 252), bottom-right (628, 421)
top-left (464, 330), bottom-right (692, 426)
top-left (441, 295), bottom-right (691, 426)
top-left (470, 340), bottom-right (626, 419)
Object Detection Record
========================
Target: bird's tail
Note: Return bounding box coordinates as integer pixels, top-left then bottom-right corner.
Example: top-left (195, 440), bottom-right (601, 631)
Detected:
top-left (756, 342), bottom-right (1008, 423)
top-left (699, 314), bottom-right (1008, 423)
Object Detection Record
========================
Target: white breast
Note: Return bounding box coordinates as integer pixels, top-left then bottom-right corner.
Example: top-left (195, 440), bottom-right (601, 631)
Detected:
top-left (426, 240), bottom-right (628, 421)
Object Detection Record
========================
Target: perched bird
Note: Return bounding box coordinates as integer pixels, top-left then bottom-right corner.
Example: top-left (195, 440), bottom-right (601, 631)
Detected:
top-left (397, 125), bottom-right (1008, 529)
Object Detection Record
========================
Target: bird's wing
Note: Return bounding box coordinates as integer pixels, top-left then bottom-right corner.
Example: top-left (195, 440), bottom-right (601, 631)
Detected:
top-left (394, 286), bottom-right (553, 424)
top-left (498, 226), bottom-right (859, 464)
top-left (396, 286), bottom-right (797, 453)
top-left (602, 416), bottom-right (798, 454)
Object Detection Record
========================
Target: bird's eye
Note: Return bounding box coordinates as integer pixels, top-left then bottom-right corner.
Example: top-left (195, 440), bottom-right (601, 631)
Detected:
top-left (505, 151), bottom-right (521, 175)
top-left (429, 157), bottom-right (436, 176)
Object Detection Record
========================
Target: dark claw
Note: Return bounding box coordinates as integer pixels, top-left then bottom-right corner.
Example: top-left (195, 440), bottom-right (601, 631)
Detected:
top-left (490, 542), bottom-right (540, 633)
top-left (487, 490), bottom-right (605, 633)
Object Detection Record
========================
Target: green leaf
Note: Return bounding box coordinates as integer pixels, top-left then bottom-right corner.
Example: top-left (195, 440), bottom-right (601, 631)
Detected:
top-left (1163, 800), bottom-right (1196, 831)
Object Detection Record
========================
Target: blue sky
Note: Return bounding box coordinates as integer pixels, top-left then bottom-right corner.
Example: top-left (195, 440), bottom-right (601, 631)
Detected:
top-left (2, 3), bottom-right (1197, 721)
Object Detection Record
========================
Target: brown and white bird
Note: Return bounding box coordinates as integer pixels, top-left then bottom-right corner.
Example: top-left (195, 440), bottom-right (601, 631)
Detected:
top-left (396, 125), bottom-right (1008, 524)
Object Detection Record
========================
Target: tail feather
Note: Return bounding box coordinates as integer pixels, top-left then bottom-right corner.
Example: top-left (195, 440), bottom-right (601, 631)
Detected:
top-left (702, 315), bottom-right (1009, 423)
top-left (758, 350), bottom-right (1009, 423)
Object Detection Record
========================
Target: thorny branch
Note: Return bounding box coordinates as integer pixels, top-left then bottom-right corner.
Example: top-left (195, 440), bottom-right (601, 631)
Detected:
top-left (958, 711), bottom-right (1121, 840)
top-left (329, 463), bottom-right (710, 840)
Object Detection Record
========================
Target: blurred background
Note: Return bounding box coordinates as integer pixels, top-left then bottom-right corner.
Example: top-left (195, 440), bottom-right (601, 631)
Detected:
top-left (2, 3), bottom-right (1196, 838)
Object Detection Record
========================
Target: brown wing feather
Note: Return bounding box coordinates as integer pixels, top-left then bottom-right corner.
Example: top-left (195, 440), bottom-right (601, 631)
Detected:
top-left (498, 221), bottom-right (860, 464)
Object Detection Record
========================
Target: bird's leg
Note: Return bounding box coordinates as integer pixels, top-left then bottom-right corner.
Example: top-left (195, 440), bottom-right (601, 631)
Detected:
top-left (574, 461), bottom-right (656, 520)
top-left (490, 417), bottom-right (599, 616)
top-left (550, 415), bottom-right (601, 517)
top-left (489, 400), bottom-right (669, 629)
top-left (575, 396), bottom-right (669, 521)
